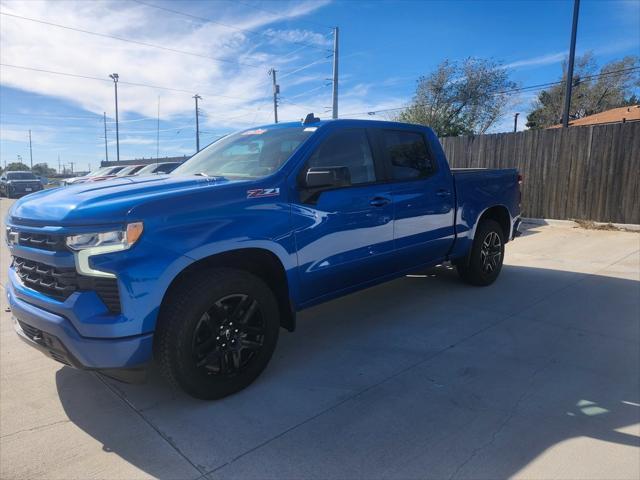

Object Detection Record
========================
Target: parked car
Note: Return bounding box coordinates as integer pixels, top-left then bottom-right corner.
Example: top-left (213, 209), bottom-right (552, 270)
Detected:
top-left (5, 118), bottom-right (521, 399)
top-left (0, 171), bottom-right (43, 198)
top-left (63, 166), bottom-right (126, 185)
top-left (135, 162), bottom-right (183, 176)
top-left (115, 165), bottom-right (145, 177)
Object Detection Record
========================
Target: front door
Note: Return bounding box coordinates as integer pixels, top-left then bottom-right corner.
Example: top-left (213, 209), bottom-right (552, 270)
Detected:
top-left (292, 127), bottom-right (395, 303)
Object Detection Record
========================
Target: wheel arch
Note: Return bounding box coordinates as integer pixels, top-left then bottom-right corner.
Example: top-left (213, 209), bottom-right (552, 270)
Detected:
top-left (161, 247), bottom-right (296, 332)
top-left (473, 205), bottom-right (512, 243)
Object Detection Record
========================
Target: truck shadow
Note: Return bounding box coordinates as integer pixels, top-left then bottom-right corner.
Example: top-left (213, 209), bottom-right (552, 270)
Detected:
top-left (56, 263), bottom-right (640, 479)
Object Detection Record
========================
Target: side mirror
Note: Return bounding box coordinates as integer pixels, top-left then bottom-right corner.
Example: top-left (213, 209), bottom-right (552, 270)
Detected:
top-left (304, 166), bottom-right (351, 189)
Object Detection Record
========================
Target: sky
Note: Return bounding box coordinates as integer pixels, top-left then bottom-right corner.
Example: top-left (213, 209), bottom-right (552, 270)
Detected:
top-left (1, 0), bottom-right (639, 173)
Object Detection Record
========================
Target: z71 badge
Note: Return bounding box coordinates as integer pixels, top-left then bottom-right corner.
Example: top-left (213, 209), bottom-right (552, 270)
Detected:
top-left (247, 188), bottom-right (280, 198)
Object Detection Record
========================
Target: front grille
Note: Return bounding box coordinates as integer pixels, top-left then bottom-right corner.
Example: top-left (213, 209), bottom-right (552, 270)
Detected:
top-left (13, 257), bottom-right (77, 301)
top-left (17, 232), bottom-right (67, 251)
top-left (12, 256), bottom-right (121, 313)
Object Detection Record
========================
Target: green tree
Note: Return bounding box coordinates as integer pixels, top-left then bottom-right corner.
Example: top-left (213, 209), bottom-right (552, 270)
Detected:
top-left (397, 58), bottom-right (517, 136)
top-left (31, 163), bottom-right (57, 176)
top-left (4, 162), bottom-right (30, 171)
top-left (526, 53), bottom-right (639, 129)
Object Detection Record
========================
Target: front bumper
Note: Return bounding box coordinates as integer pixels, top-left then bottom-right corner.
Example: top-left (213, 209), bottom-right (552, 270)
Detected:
top-left (7, 183), bottom-right (43, 196)
top-left (7, 283), bottom-right (153, 370)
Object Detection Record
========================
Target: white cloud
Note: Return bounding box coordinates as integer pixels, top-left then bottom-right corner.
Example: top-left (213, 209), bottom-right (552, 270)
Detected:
top-left (0, 0), bottom-right (332, 128)
top-left (503, 52), bottom-right (567, 70)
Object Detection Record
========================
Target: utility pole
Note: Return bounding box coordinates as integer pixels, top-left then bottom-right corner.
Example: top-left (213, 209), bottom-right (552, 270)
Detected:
top-left (109, 73), bottom-right (120, 161)
top-left (28, 130), bottom-right (33, 169)
top-left (156, 95), bottom-right (160, 161)
top-left (562, 0), bottom-right (580, 128)
top-left (269, 68), bottom-right (279, 123)
top-left (69, 162), bottom-right (75, 174)
top-left (103, 112), bottom-right (109, 163)
top-left (57, 154), bottom-right (61, 174)
top-left (331, 26), bottom-right (339, 119)
top-left (513, 113), bottom-right (520, 133)
top-left (193, 94), bottom-right (201, 152)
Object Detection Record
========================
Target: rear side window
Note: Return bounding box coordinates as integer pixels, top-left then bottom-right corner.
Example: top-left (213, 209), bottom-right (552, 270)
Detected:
top-left (307, 129), bottom-right (376, 185)
top-left (382, 130), bottom-right (435, 180)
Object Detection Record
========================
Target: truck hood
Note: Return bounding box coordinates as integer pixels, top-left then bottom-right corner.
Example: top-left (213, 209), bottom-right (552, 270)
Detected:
top-left (8, 175), bottom-right (232, 226)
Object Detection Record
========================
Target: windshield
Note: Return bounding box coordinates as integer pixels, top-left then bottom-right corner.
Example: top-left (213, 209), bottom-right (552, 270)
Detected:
top-left (116, 165), bottom-right (143, 176)
top-left (137, 162), bottom-right (181, 175)
top-left (135, 164), bottom-right (158, 175)
top-left (173, 126), bottom-right (315, 179)
top-left (87, 167), bottom-right (111, 177)
top-left (7, 172), bottom-right (37, 180)
top-left (105, 166), bottom-right (125, 175)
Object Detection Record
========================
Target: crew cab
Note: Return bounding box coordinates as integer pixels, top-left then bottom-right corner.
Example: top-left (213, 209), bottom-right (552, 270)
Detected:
top-left (5, 118), bottom-right (521, 399)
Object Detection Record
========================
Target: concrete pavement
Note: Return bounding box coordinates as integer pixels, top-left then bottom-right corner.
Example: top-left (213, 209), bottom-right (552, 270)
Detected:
top-left (1, 196), bottom-right (639, 479)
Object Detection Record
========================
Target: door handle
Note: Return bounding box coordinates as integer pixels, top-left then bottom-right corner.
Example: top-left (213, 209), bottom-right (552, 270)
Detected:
top-left (370, 197), bottom-right (391, 207)
top-left (436, 189), bottom-right (451, 197)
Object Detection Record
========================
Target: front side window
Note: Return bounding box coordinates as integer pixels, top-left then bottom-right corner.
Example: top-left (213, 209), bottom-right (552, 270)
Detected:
top-left (174, 127), bottom-right (314, 179)
top-left (306, 129), bottom-right (376, 185)
top-left (383, 130), bottom-right (435, 180)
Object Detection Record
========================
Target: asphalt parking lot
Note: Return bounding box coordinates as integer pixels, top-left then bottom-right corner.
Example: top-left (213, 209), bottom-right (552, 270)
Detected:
top-left (1, 196), bottom-right (639, 480)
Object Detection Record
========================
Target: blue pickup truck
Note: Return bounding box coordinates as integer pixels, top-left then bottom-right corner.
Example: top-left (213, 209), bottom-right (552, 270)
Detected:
top-left (5, 117), bottom-right (521, 399)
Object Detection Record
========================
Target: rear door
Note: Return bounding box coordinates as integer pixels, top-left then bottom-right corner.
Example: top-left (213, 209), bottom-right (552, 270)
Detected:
top-left (292, 127), bottom-right (395, 303)
top-left (377, 128), bottom-right (455, 270)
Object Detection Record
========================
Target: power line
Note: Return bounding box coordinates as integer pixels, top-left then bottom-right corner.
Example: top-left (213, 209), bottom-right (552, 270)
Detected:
top-left (341, 66), bottom-right (640, 117)
top-left (0, 63), bottom-right (267, 102)
top-left (0, 12), bottom-right (263, 69)
top-left (279, 57), bottom-right (332, 80)
top-left (131, 0), bottom-right (329, 53)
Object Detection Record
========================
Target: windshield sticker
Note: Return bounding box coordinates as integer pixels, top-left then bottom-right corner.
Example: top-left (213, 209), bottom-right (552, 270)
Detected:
top-left (242, 129), bottom-right (268, 135)
top-left (247, 188), bottom-right (280, 198)
top-left (303, 127), bottom-right (318, 132)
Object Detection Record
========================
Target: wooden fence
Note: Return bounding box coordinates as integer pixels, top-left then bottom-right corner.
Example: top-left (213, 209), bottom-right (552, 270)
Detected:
top-left (440, 121), bottom-right (640, 224)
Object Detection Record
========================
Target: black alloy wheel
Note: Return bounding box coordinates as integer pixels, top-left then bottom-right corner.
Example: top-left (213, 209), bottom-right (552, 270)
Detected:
top-left (456, 219), bottom-right (505, 286)
top-left (480, 231), bottom-right (502, 274)
top-left (155, 268), bottom-right (280, 400)
top-left (192, 294), bottom-right (266, 376)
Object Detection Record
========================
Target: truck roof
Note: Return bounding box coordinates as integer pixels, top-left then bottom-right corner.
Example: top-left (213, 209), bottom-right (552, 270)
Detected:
top-left (250, 118), bottom-right (432, 132)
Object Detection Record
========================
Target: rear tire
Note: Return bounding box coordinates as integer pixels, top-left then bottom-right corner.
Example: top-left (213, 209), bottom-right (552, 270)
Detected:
top-left (154, 268), bottom-right (280, 400)
top-left (457, 219), bottom-right (505, 286)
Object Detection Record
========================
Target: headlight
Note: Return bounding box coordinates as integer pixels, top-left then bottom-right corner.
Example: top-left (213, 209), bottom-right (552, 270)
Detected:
top-left (66, 222), bottom-right (144, 251)
top-left (66, 222), bottom-right (143, 278)
top-left (6, 227), bottom-right (18, 246)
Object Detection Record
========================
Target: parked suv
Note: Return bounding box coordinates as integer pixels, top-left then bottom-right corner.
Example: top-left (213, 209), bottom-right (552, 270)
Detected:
top-left (6, 118), bottom-right (521, 399)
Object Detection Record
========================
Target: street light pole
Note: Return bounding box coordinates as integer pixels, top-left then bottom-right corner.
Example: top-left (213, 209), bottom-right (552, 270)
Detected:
top-left (28, 129), bottom-right (33, 169)
top-left (103, 112), bottom-right (109, 163)
top-left (109, 73), bottom-right (120, 161)
top-left (562, 0), bottom-right (580, 128)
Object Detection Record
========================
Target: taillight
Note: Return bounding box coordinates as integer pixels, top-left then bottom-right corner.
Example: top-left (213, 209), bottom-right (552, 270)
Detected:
top-left (517, 174), bottom-right (523, 185)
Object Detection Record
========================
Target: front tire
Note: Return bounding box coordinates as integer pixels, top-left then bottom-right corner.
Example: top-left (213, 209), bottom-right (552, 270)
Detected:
top-left (154, 268), bottom-right (280, 400)
top-left (457, 219), bottom-right (505, 286)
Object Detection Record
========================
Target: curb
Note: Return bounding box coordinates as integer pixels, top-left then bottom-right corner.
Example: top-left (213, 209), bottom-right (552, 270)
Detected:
top-left (523, 217), bottom-right (640, 232)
